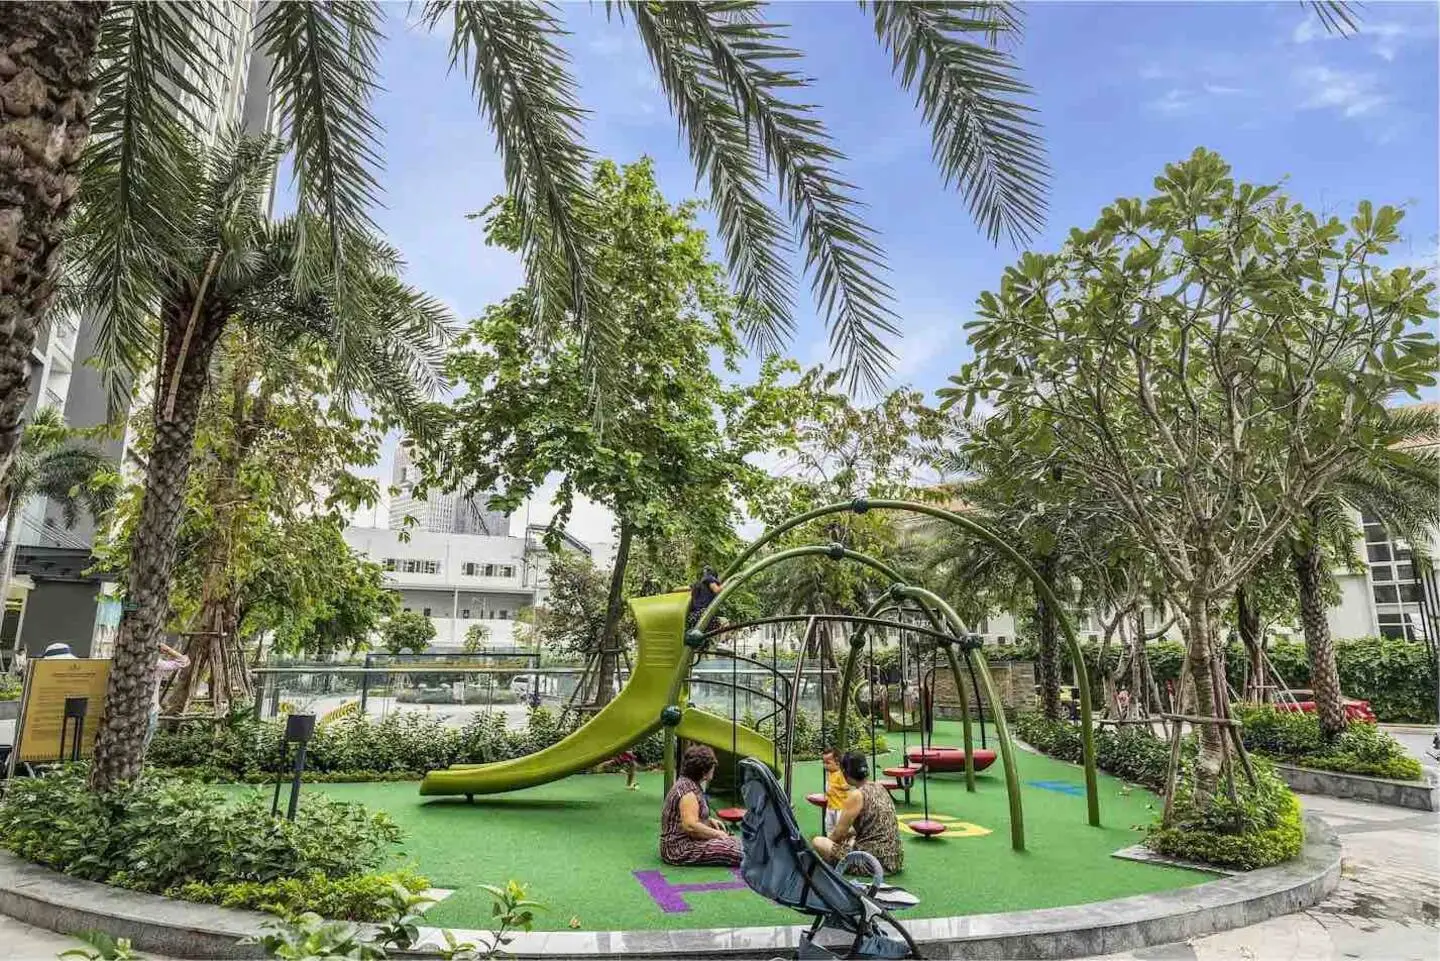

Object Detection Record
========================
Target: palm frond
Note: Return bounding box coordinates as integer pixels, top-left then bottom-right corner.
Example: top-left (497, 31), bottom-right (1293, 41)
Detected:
top-left (76, 0), bottom-right (232, 402)
top-left (862, 2), bottom-right (1047, 246)
top-left (641, 2), bottom-right (899, 392)
top-left (1306, 1), bottom-right (1360, 36)
top-left (256, 0), bottom-right (385, 293)
top-left (425, 1), bottom-right (597, 347)
top-left (620, 2), bottom-right (796, 355)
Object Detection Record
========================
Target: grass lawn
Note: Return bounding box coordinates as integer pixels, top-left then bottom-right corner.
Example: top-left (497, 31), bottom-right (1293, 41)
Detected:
top-left (235, 721), bottom-right (1211, 931)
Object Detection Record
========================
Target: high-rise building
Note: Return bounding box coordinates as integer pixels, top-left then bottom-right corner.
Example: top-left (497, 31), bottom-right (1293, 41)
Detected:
top-left (388, 439), bottom-right (511, 536)
top-left (4, 7), bottom-right (274, 662)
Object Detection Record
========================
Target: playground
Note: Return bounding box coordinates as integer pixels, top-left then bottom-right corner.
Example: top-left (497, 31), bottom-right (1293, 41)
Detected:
top-left (248, 722), bottom-right (1210, 932)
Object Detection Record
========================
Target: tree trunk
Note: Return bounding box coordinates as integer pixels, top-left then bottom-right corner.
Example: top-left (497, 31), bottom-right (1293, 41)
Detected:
top-left (1035, 554), bottom-right (1061, 720)
top-left (0, 492), bottom-right (20, 670)
top-left (1293, 529), bottom-right (1344, 738)
top-left (593, 518), bottom-right (633, 709)
top-left (1179, 592), bottom-right (1226, 807)
top-left (1234, 584), bottom-right (1269, 702)
top-left (0, 2), bottom-right (106, 483)
top-left (89, 303), bottom-right (225, 791)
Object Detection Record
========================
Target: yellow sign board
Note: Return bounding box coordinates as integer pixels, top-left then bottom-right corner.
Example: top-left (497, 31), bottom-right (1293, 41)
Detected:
top-left (13, 658), bottom-right (111, 764)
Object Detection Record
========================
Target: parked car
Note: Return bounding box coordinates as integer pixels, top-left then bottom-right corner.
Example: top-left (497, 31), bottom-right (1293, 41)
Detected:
top-left (1274, 689), bottom-right (1377, 724)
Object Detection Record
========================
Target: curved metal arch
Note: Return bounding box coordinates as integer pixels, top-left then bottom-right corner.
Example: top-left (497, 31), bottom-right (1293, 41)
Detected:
top-left (699, 613), bottom-right (963, 647)
top-left (720, 498), bottom-right (1100, 828)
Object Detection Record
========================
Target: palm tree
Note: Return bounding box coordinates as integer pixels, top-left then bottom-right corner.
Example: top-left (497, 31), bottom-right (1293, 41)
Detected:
top-left (1291, 405), bottom-right (1440, 737)
top-left (0, 407), bottom-right (114, 668)
top-left (4, 0), bottom-right (1058, 488)
top-left (63, 129), bottom-right (450, 790)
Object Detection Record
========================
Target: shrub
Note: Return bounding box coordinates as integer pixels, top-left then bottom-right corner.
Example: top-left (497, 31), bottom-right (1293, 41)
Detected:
top-left (0, 674), bottom-right (20, 701)
top-left (1234, 706), bottom-right (1423, 781)
top-left (1146, 763), bottom-right (1304, 870)
top-left (1014, 712), bottom-right (1172, 791)
top-left (170, 869), bottom-right (429, 922)
top-left (0, 767), bottom-right (412, 899)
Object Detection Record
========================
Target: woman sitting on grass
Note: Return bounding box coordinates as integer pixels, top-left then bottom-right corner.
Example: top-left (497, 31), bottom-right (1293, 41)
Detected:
top-left (659, 745), bottom-right (741, 866)
top-left (813, 751), bottom-right (903, 875)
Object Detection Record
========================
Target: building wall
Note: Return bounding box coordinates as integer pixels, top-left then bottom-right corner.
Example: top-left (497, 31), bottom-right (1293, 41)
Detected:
top-left (17, 582), bottom-right (105, 658)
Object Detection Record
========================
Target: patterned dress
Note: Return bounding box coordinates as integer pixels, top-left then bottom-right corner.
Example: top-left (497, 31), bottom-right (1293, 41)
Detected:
top-left (835, 781), bottom-right (903, 875)
top-left (660, 776), bottom-right (742, 866)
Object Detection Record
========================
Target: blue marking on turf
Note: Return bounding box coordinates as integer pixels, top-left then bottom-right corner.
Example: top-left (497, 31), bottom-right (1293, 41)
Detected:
top-left (1028, 779), bottom-right (1085, 797)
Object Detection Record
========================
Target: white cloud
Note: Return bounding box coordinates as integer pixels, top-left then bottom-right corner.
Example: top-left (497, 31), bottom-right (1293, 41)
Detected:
top-left (1147, 88), bottom-right (1194, 116)
top-left (1203, 83), bottom-right (1245, 96)
top-left (1291, 17), bottom-right (1327, 44)
top-left (1296, 65), bottom-right (1387, 117)
top-left (1363, 21), bottom-right (1410, 61)
top-left (1292, 16), bottom-right (1423, 62)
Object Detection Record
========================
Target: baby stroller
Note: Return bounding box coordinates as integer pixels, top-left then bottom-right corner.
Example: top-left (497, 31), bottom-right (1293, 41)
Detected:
top-left (737, 758), bottom-right (922, 959)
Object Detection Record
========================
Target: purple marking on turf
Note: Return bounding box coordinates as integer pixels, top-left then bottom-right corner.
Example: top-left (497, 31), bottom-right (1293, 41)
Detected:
top-left (633, 867), bottom-right (748, 913)
top-left (1028, 779), bottom-right (1085, 797)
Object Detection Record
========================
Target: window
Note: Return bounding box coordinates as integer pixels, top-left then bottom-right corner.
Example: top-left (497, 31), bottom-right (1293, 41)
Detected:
top-left (1377, 611), bottom-right (1407, 640)
top-left (498, 610), bottom-right (508, 620)
top-left (1372, 566), bottom-right (1394, 583)
top-left (1397, 564), bottom-right (1416, 581)
top-left (501, 565), bottom-right (515, 578)
top-left (1367, 543), bottom-right (1391, 563)
top-left (384, 559), bottom-right (397, 572)
top-left (402, 607), bottom-right (411, 612)
top-left (1372, 585), bottom-right (1399, 605)
top-left (1363, 524), bottom-right (1388, 544)
top-left (484, 564), bottom-right (495, 577)
top-left (462, 562), bottom-right (478, 576)
top-left (1399, 583), bottom-right (1423, 603)
top-left (461, 609), bottom-right (470, 618)
top-left (422, 607), bottom-right (433, 617)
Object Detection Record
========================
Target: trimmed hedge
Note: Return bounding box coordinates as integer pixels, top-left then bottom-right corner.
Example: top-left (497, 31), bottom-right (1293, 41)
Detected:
top-left (1014, 711), bottom-right (1172, 791)
top-left (991, 636), bottom-right (1436, 723)
top-left (149, 705), bottom-right (878, 782)
top-left (1235, 706), bottom-right (1424, 781)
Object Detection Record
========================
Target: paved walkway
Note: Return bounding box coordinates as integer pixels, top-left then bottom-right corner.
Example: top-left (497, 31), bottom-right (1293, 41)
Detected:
top-left (1, 795), bottom-right (1434, 960)
top-left (1091, 794), bottom-right (1439, 961)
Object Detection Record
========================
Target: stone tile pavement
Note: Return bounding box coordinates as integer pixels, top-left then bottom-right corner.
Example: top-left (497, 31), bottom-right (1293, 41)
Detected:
top-left (0, 795), bottom-right (1433, 960)
top-left (1089, 794), bottom-right (1439, 961)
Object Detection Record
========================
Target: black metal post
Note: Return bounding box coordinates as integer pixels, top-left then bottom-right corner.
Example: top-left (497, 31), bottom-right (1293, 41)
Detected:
top-left (282, 713), bottom-right (316, 820)
top-left (61, 697), bottom-right (87, 763)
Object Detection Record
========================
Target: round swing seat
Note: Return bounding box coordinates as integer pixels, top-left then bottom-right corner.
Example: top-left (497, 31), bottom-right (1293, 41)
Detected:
top-left (716, 807), bottom-right (746, 824)
top-left (882, 766), bottom-right (919, 782)
top-left (907, 819), bottom-right (949, 838)
top-left (805, 792), bottom-right (828, 808)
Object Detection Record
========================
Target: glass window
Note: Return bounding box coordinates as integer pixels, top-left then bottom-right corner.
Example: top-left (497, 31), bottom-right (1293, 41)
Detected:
top-left (1371, 566), bottom-right (1394, 582)
top-left (1360, 510), bottom-right (1381, 526)
top-left (423, 607), bottom-right (432, 617)
top-left (498, 610), bottom-right (508, 620)
top-left (461, 609), bottom-right (470, 618)
top-left (484, 564), bottom-right (495, 577)
top-left (1378, 611), bottom-right (1405, 624)
top-left (1380, 623), bottom-right (1406, 640)
top-left (502, 565), bottom-right (515, 578)
top-left (462, 562), bottom-right (477, 576)
top-left (1367, 543), bottom-right (1391, 563)
top-left (383, 559), bottom-right (396, 572)
top-left (1397, 564), bottom-right (1416, 581)
top-left (1399, 583), bottom-right (1423, 603)
top-left (1363, 524), bottom-right (1388, 544)
top-left (1372, 584), bottom-right (1399, 604)
top-left (1396, 546), bottom-right (1413, 561)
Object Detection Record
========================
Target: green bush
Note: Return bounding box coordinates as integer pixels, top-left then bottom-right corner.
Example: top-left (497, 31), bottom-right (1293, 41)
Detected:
top-left (1146, 763), bottom-right (1304, 870)
top-left (169, 869), bottom-right (429, 922)
top-left (1014, 712), bottom-right (1172, 791)
top-left (1234, 706), bottom-right (1423, 781)
top-left (0, 767), bottom-right (417, 909)
top-left (0, 674), bottom-right (20, 701)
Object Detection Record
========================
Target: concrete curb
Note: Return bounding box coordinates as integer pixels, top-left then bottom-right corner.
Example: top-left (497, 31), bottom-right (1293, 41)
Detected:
top-left (0, 816), bottom-right (1340, 960)
top-left (1275, 763), bottom-right (1438, 812)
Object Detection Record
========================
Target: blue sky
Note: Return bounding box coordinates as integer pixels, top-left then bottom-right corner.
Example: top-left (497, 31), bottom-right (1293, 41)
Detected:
top-left (326, 1), bottom-right (1440, 538)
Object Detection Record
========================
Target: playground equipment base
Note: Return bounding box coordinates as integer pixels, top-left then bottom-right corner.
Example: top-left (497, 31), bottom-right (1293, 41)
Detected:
top-left (0, 816), bottom-right (1339, 959)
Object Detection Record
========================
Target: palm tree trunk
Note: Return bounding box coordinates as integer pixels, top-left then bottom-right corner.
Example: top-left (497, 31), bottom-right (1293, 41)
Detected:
top-left (593, 518), bottom-right (633, 709)
top-left (90, 303), bottom-right (225, 791)
top-left (1035, 554), bottom-right (1061, 720)
top-left (0, 2), bottom-right (106, 483)
top-left (1293, 529), bottom-right (1345, 738)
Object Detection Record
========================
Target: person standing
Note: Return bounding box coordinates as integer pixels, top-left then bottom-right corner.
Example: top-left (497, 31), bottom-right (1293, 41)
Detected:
top-left (146, 643), bottom-right (190, 748)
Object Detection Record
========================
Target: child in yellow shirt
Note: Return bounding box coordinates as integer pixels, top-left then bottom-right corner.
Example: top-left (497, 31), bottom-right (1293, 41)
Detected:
top-left (822, 748), bottom-right (851, 833)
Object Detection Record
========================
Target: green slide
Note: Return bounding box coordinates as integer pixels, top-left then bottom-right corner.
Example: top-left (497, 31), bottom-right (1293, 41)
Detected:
top-left (419, 591), bottom-right (776, 797)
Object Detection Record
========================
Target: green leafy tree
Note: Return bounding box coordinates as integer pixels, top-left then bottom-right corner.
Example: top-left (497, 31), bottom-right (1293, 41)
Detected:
top-left (93, 326), bottom-right (394, 711)
top-left (462, 623), bottom-right (492, 655)
top-left (0, 408), bottom-right (114, 666)
top-left (950, 149), bottom-right (1437, 806)
top-left (1, 1), bottom-right (1061, 482)
top-left (382, 610), bottom-right (438, 656)
top-left (66, 131), bottom-right (449, 791)
top-left (261, 528), bottom-right (399, 662)
top-left (429, 159), bottom-right (801, 706)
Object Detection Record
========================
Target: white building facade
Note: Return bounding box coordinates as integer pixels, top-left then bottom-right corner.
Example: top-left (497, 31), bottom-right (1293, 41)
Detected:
top-left (344, 525), bottom-right (591, 651)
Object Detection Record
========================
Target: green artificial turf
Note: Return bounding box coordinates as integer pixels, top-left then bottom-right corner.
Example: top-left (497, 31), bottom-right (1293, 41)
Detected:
top-left (233, 721), bottom-right (1212, 931)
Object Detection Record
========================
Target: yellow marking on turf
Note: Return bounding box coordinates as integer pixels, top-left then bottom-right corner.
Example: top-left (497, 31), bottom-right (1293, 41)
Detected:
top-left (896, 813), bottom-right (991, 839)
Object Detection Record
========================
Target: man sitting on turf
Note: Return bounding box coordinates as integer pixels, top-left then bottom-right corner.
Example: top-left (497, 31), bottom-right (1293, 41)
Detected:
top-left (813, 751), bottom-right (903, 875)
